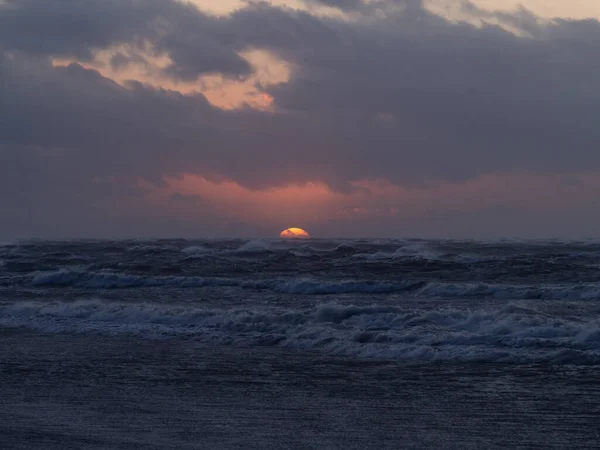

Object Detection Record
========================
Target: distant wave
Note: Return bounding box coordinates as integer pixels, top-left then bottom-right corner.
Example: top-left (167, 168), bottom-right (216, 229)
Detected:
top-left (181, 245), bottom-right (211, 255)
top-left (127, 244), bottom-right (178, 253)
top-left (2, 300), bottom-right (599, 364)
top-left (353, 244), bottom-right (498, 263)
top-left (23, 268), bottom-right (600, 301)
top-left (393, 242), bottom-right (443, 260)
top-left (230, 239), bottom-right (275, 255)
top-left (31, 269), bottom-right (236, 289)
top-left (29, 269), bottom-right (422, 294)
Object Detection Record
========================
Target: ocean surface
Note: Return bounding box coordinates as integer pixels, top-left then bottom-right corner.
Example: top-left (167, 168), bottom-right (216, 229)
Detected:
top-left (1, 238), bottom-right (600, 448)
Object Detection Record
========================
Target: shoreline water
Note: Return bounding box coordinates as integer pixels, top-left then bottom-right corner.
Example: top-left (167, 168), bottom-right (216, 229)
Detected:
top-left (1, 329), bottom-right (599, 449)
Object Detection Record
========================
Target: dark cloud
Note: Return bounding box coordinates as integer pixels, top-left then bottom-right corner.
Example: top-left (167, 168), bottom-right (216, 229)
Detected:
top-left (0, 0), bottom-right (252, 78)
top-left (3, 0), bottom-right (600, 237)
top-left (230, 1), bottom-right (600, 182)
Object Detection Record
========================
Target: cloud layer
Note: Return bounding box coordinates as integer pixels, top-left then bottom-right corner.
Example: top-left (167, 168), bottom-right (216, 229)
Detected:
top-left (2, 0), bottom-right (600, 238)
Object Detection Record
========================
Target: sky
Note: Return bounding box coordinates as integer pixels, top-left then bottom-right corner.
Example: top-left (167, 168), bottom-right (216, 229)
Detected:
top-left (2, 0), bottom-right (600, 239)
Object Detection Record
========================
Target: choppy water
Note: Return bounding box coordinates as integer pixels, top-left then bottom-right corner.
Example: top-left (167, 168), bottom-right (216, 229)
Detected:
top-left (2, 238), bottom-right (600, 364)
top-left (2, 239), bottom-right (600, 449)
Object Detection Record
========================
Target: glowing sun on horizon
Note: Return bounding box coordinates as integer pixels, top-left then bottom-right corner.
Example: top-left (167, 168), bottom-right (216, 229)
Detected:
top-left (280, 228), bottom-right (310, 239)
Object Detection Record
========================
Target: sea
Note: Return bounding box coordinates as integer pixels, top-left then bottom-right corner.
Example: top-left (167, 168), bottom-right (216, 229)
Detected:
top-left (1, 238), bottom-right (599, 449)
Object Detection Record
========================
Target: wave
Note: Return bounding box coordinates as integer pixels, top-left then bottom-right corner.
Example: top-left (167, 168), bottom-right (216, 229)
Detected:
top-left (2, 300), bottom-right (599, 364)
top-left (31, 269), bottom-right (236, 289)
top-left (127, 244), bottom-right (178, 253)
top-left (353, 251), bottom-right (390, 261)
top-left (266, 279), bottom-right (600, 301)
top-left (29, 269), bottom-right (424, 294)
top-left (353, 245), bottom-right (498, 263)
top-left (231, 241), bottom-right (359, 256)
top-left (181, 245), bottom-right (211, 255)
top-left (21, 269), bottom-right (600, 301)
top-left (230, 239), bottom-right (275, 255)
top-left (417, 282), bottom-right (600, 301)
top-left (331, 244), bottom-right (356, 253)
top-left (393, 242), bottom-right (443, 260)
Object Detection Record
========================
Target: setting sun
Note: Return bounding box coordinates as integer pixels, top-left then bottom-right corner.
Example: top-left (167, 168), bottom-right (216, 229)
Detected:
top-left (280, 228), bottom-right (310, 239)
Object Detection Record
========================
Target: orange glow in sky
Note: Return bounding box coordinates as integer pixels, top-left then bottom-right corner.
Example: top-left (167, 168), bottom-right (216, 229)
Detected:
top-left (127, 171), bottom-right (600, 237)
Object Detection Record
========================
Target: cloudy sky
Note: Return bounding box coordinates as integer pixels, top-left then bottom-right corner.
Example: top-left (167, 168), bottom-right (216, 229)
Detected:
top-left (2, 0), bottom-right (600, 239)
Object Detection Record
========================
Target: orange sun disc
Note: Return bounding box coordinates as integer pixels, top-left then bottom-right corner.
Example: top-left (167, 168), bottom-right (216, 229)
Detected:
top-left (280, 228), bottom-right (310, 239)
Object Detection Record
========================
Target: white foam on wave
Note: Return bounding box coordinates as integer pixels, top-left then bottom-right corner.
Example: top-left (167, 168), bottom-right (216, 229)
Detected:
top-left (2, 299), bottom-right (599, 364)
top-left (288, 250), bottom-right (312, 257)
top-left (25, 268), bottom-right (600, 301)
top-left (231, 239), bottom-right (274, 254)
top-left (353, 251), bottom-right (392, 261)
top-left (352, 241), bottom-right (499, 263)
top-left (331, 244), bottom-right (356, 252)
top-left (393, 242), bottom-right (442, 260)
top-left (181, 245), bottom-right (211, 255)
top-left (351, 243), bottom-right (448, 262)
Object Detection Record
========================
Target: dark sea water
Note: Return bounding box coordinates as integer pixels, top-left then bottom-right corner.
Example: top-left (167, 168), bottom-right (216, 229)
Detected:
top-left (1, 238), bottom-right (600, 448)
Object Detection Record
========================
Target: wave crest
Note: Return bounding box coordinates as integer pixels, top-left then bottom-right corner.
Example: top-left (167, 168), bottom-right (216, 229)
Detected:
top-left (24, 269), bottom-right (600, 301)
top-left (2, 300), bottom-right (600, 364)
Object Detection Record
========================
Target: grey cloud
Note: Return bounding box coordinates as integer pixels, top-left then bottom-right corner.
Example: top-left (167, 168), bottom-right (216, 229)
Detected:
top-left (4, 0), bottom-right (600, 236)
top-left (0, 0), bottom-right (160, 59)
top-left (4, 0), bottom-right (600, 189)
top-left (0, 53), bottom-right (342, 190)
top-left (0, 0), bottom-right (252, 78)
top-left (230, 2), bottom-right (600, 182)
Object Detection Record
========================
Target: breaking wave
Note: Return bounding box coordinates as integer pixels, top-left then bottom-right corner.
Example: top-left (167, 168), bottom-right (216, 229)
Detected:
top-left (5, 238), bottom-right (600, 366)
top-left (2, 300), bottom-right (599, 364)
top-left (181, 245), bottom-right (211, 255)
top-left (230, 239), bottom-right (275, 255)
top-left (393, 242), bottom-right (443, 260)
top-left (26, 269), bottom-right (600, 301)
top-left (29, 269), bottom-right (422, 294)
top-left (354, 244), bottom-right (498, 263)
